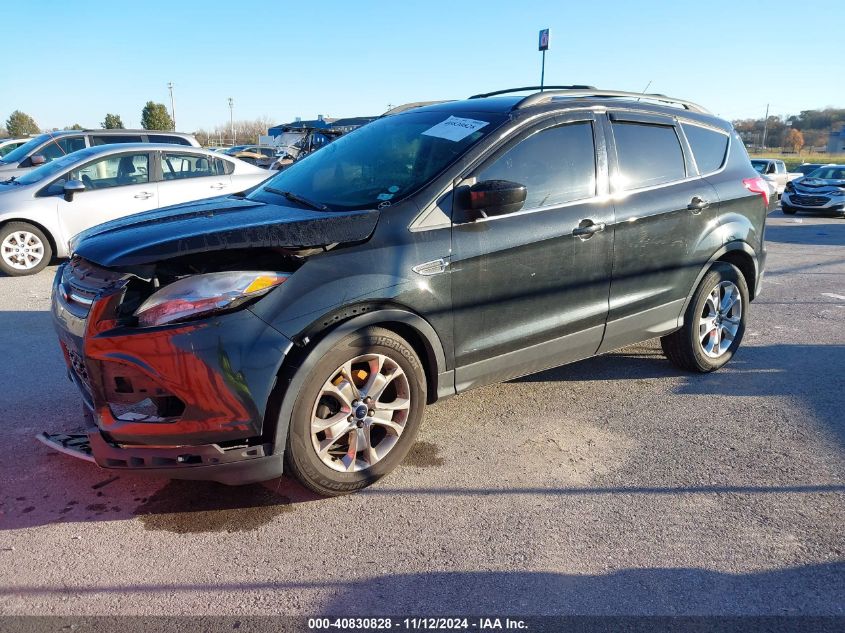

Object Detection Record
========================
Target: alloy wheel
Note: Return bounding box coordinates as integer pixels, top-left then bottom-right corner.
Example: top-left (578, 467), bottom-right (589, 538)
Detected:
top-left (698, 280), bottom-right (742, 358)
top-left (310, 353), bottom-right (411, 472)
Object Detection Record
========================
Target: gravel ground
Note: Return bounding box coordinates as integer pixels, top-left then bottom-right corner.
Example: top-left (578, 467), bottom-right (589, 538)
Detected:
top-left (0, 209), bottom-right (843, 617)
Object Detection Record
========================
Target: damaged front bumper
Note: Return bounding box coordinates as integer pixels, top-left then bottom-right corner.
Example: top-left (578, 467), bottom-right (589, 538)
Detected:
top-left (44, 260), bottom-right (292, 484)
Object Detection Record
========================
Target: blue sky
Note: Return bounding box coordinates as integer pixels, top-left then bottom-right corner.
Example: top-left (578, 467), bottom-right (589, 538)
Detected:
top-left (1, 0), bottom-right (842, 132)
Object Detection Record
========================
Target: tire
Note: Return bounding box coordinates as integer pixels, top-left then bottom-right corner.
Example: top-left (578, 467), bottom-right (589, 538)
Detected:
top-left (283, 326), bottom-right (427, 496)
top-left (0, 222), bottom-right (53, 276)
top-left (782, 205), bottom-right (796, 215)
top-left (661, 262), bottom-right (749, 373)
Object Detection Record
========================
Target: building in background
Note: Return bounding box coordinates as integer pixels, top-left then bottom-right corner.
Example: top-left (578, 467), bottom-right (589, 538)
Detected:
top-left (827, 127), bottom-right (845, 153)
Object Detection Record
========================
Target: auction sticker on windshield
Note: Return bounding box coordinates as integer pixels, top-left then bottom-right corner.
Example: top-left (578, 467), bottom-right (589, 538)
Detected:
top-left (422, 116), bottom-right (489, 142)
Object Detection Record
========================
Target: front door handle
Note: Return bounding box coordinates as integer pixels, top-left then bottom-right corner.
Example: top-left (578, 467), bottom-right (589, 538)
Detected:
top-left (572, 221), bottom-right (606, 239)
top-left (687, 196), bottom-right (710, 213)
top-left (134, 192), bottom-right (154, 200)
top-left (210, 183), bottom-right (227, 190)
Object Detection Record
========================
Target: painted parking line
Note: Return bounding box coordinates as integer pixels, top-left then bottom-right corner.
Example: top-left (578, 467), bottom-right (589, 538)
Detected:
top-left (821, 293), bottom-right (845, 301)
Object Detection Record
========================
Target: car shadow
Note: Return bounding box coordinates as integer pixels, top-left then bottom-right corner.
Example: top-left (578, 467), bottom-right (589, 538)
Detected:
top-left (1, 565), bottom-right (843, 619)
top-left (513, 341), bottom-right (844, 450)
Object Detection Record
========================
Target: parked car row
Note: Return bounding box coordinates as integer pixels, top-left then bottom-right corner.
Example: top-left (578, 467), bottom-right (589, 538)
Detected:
top-left (0, 143), bottom-right (271, 275)
top-left (0, 129), bottom-right (200, 180)
top-left (207, 128), bottom-right (347, 171)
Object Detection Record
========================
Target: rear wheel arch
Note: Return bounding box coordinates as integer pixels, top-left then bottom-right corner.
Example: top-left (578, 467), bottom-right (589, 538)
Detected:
top-left (717, 248), bottom-right (757, 300)
top-left (679, 242), bottom-right (758, 323)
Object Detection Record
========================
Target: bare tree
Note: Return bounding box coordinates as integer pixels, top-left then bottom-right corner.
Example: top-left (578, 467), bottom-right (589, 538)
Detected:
top-left (194, 116), bottom-right (274, 146)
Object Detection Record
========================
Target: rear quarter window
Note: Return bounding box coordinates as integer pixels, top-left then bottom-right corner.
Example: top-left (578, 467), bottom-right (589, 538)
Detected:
top-left (681, 123), bottom-right (729, 174)
top-left (612, 122), bottom-right (686, 189)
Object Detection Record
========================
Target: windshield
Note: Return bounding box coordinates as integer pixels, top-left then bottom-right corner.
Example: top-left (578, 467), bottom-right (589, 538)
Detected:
top-left (795, 164), bottom-right (821, 175)
top-left (751, 160), bottom-right (768, 174)
top-left (806, 166), bottom-right (845, 180)
top-left (12, 147), bottom-right (102, 185)
top-left (0, 134), bottom-right (51, 164)
top-left (250, 110), bottom-right (506, 211)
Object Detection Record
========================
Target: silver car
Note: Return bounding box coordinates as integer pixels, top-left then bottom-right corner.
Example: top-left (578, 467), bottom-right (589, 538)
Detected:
top-left (781, 164), bottom-right (845, 217)
top-left (0, 144), bottom-right (271, 276)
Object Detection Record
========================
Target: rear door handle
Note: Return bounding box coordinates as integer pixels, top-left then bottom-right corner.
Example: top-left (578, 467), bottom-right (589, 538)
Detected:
top-left (210, 183), bottom-right (227, 190)
top-left (687, 196), bottom-right (710, 213)
top-left (572, 221), bottom-right (606, 239)
top-left (134, 192), bottom-right (154, 199)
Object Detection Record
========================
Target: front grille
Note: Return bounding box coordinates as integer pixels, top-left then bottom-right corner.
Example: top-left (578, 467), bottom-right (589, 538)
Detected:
top-left (60, 257), bottom-right (126, 317)
top-left (792, 194), bottom-right (830, 207)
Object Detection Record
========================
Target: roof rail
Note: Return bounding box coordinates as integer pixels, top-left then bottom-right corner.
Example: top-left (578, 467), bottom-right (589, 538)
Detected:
top-left (469, 86), bottom-right (596, 99)
top-left (512, 89), bottom-right (710, 114)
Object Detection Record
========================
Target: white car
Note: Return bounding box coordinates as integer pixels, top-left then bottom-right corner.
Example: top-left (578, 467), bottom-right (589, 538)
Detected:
top-left (0, 144), bottom-right (271, 276)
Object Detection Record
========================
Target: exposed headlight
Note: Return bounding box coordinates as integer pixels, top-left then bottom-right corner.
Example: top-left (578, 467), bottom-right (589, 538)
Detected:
top-left (134, 271), bottom-right (288, 327)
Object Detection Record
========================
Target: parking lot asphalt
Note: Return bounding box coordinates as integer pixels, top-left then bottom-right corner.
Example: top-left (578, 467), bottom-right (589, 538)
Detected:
top-left (0, 209), bottom-right (843, 617)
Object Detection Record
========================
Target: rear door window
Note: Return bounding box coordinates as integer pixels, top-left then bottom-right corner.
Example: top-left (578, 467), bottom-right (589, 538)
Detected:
top-left (160, 153), bottom-right (225, 180)
top-left (612, 122), bottom-right (685, 189)
top-left (476, 121), bottom-right (596, 210)
top-left (681, 123), bottom-right (729, 174)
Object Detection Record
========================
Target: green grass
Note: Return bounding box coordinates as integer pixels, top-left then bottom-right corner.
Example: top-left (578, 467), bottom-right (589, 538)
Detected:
top-left (748, 152), bottom-right (845, 171)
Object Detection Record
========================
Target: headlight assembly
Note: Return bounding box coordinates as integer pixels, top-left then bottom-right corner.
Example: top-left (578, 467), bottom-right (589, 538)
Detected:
top-left (134, 271), bottom-right (288, 327)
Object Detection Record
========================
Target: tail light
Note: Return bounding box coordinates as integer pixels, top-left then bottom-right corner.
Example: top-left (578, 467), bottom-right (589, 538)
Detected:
top-left (743, 176), bottom-right (770, 208)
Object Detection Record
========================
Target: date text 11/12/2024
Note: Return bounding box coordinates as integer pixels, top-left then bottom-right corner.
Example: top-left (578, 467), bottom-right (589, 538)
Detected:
top-left (307, 617), bottom-right (528, 630)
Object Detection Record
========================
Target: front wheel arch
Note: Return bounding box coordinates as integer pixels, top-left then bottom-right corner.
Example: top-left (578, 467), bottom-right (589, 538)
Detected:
top-left (0, 218), bottom-right (59, 261)
top-left (267, 307), bottom-right (451, 456)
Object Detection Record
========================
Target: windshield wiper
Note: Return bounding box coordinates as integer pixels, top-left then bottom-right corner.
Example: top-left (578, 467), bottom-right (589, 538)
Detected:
top-left (264, 187), bottom-right (328, 211)
top-left (1, 176), bottom-right (20, 185)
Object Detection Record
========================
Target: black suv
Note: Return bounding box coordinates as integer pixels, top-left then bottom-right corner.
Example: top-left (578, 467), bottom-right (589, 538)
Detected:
top-left (43, 88), bottom-right (769, 496)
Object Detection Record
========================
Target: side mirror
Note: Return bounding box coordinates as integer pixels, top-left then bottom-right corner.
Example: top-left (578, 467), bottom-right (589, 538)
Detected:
top-left (466, 180), bottom-right (527, 218)
top-left (30, 154), bottom-right (47, 167)
top-left (63, 179), bottom-right (85, 202)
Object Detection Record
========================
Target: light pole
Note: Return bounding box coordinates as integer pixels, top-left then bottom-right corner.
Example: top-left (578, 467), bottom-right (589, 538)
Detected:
top-left (167, 82), bottom-right (176, 130)
top-left (228, 97), bottom-right (234, 146)
top-left (761, 103), bottom-right (770, 151)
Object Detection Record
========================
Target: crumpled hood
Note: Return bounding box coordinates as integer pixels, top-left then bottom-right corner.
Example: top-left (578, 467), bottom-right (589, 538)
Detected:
top-left (794, 178), bottom-right (845, 191)
top-left (73, 195), bottom-right (380, 268)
